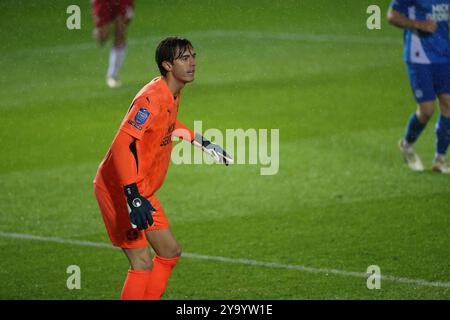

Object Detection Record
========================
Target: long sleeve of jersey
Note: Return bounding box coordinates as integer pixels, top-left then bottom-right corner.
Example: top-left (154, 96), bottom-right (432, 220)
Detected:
top-left (173, 119), bottom-right (195, 142)
top-left (109, 130), bottom-right (138, 187)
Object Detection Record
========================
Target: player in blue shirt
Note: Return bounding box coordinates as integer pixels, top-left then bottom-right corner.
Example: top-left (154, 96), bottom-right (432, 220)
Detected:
top-left (388, 0), bottom-right (450, 173)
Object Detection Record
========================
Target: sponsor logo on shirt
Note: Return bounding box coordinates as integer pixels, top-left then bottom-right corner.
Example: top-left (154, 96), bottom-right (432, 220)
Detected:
top-left (160, 123), bottom-right (176, 146)
top-left (426, 4), bottom-right (449, 22)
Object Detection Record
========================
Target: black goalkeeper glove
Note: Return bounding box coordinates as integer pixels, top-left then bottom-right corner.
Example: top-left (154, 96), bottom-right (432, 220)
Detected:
top-left (124, 183), bottom-right (155, 230)
top-left (193, 133), bottom-right (234, 166)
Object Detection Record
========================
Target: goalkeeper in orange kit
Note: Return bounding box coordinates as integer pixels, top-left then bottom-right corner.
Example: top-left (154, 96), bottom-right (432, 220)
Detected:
top-left (93, 37), bottom-right (233, 300)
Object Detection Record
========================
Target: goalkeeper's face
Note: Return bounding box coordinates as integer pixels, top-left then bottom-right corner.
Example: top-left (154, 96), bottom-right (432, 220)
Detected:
top-left (170, 46), bottom-right (196, 84)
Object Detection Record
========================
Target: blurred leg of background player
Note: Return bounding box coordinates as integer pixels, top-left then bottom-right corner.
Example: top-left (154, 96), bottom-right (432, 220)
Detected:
top-left (399, 62), bottom-right (450, 173)
top-left (94, 24), bottom-right (109, 46)
top-left (92, 0), bottom-right (133, 88)
top-left (121, 229), bottom-right (181, 300)
top-left (399, 101), bottom-right (434, 171)
top-left (105, 15), bottom-right (128, 88)
top-left (433, 94), bottom-right (450, 173)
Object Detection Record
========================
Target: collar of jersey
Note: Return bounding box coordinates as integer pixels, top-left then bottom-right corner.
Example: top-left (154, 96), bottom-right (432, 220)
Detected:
top-left (157, 76), bottom-right (180, 103)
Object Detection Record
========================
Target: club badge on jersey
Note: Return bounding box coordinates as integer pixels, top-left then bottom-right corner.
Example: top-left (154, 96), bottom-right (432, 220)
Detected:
top-left (135, 108), bottom-right (150, 125)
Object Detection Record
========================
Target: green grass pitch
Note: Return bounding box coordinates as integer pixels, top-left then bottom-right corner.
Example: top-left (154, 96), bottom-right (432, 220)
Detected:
top-left (0, 0), bottom-right (449, 299)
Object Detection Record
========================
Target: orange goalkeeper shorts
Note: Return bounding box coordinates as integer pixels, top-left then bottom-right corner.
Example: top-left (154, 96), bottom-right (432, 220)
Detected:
top-left (94, 183), bottom-right (170, 248)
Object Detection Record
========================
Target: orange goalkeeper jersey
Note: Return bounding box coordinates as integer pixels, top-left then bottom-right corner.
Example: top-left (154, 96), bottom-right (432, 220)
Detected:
top-left (94, 77), bottom-right (193, 197)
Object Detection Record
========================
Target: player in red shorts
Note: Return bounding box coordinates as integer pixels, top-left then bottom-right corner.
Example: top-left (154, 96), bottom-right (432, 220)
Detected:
top-left (94, 37), bottom-right (233, 300)
top-left (91, 0), bottom-right (134, 88)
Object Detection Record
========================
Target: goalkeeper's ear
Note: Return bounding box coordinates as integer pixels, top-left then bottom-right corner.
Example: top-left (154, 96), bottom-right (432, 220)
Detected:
top-left (162, 60), bottom-right (173, 73)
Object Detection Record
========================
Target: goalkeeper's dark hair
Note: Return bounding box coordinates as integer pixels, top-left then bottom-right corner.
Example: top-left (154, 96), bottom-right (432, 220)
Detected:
top-left (155, 37), bottom-right (194, 76)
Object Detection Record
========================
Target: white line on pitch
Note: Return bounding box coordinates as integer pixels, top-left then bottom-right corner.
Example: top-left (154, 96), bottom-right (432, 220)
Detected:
top-left (0, 231), bottom-right (448, 289)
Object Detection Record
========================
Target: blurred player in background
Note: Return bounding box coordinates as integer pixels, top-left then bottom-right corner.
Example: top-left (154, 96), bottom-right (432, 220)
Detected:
top-left (92, 0), bottom-right (134, 88)
top-left (94, 37), bottom-right (233, 300)
top-left (388, 0), bottom-right (450, 173)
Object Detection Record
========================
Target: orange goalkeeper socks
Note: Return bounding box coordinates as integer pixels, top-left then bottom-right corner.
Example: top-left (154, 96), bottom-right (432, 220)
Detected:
top-left (121, 269), bottom-right (152, 300)
top-left (144, 255), bottom-right (180, 300)
top-left (121, 255), bottom-right (180, 300)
